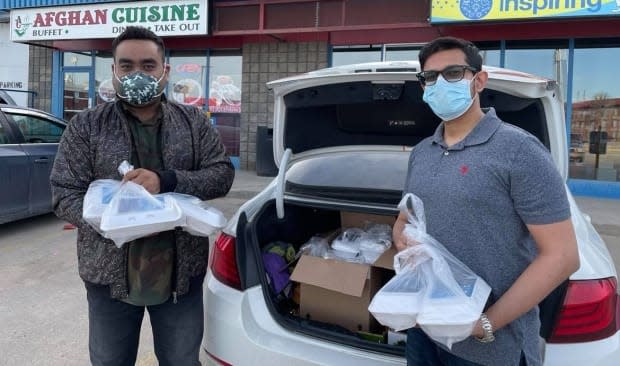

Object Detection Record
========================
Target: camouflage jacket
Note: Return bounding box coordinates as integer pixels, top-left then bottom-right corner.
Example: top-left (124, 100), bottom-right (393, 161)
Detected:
top-left (51, 99), bottom-right (235, 299)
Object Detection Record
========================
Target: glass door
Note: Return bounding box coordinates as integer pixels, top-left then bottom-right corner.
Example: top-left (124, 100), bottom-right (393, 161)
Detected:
top-left (62, 69), bottom-right (93, 121)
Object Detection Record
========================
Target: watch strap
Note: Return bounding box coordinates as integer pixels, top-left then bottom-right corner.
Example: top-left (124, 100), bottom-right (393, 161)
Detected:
top-left (475, 312), bottom-right (495, 343)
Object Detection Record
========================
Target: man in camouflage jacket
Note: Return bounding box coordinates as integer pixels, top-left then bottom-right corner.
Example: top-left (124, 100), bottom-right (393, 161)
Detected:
top-left (50, 26), bottom-right (234, 366)
top-left (51, 99), bottom-right (234, 299)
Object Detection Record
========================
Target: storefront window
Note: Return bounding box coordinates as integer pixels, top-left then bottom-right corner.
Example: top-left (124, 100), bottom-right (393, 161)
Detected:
top-left (480, 50), bottom-right (501, 67)
top-left (168, 52), bottom-right (207, 107)
top-left (505, 49), bottom-right (556, 78)
top-left (63, 52), bottom-right (91, 67)
top-left (385, 48), bottom-right (419, 62)
top-left (333, 44), bottom-right (501, 68)
top-left (570, 47), bottom-right (620, 182)
top-left (332, 46), bottom-right (381, 66)
top-left (209, 53), bottom-right (242, 157)
top-left (504, 47), bottom-right (568, 101)
top-left (95, 52), bottom-right (114, 105)
top-left (84, 49), bottom-right (242, 159)
top-left (208, 54), bottom-right (242, 114)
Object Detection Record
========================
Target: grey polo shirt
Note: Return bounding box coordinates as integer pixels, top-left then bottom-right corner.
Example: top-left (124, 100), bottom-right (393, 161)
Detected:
top-left (404, 108), bottom-right (570, 366)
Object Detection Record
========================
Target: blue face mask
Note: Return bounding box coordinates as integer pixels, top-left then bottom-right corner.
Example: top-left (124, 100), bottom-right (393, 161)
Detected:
top-left (422, 76), bottom-right (475, 121)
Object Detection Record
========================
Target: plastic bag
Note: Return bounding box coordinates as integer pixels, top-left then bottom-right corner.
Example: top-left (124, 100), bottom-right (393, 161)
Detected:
top-left (368, 193), bottom-right (491, 349)
top-left (262, 241), bottom-right (297, 296)
top-left (162, 193), bottom-right (227, 237)
top-left (368, 245), bottom-right (432, 331)
top-left (100, 181), bottom-right (183, 247)
top-left (327, 225), bottom-right (392, 264)
top-left (360, 223), bottom-right (392, 264)
top-left (117, 160), bottom-right (134, 176)
top-left (299, 236), bottom-right (330, 258)
top-left (329, 228), bottom-right (364, 261)
top-left (82, 161), bottom-right (227, 247)
top-left (82, 179), bottom-right (121, 230)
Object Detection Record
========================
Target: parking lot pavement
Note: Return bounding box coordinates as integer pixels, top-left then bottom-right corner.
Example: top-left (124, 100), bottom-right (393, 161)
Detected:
top-left (0, 170), bottom-right (618, 365)
top-left (0, 209), bottom-right (252, 365)
top-left (0, 214), bottom-right (90, 366)
top-left (0, 170), bottom-right (273, 366)
top-left (0, 212), bottom-right (187, 366)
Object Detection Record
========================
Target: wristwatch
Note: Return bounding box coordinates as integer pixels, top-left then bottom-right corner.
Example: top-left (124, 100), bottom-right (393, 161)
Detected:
top-left (475, 313), bottom-right (495, 343)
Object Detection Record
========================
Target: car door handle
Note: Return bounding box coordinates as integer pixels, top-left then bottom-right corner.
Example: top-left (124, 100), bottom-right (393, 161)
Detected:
top-left (34, 158), bottom-right (50, 164)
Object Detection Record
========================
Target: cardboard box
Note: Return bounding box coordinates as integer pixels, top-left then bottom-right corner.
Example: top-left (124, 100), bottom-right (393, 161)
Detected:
top-left (290, 212), bottom-right (396, 333)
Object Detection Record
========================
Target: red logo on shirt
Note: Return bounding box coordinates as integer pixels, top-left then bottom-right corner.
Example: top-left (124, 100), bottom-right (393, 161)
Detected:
top-left (460, 165), bottom-right (469, 175)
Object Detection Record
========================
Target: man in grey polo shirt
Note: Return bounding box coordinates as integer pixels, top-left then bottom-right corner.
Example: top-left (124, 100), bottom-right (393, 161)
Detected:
top-left (392, 37), bottom-right (580, 366)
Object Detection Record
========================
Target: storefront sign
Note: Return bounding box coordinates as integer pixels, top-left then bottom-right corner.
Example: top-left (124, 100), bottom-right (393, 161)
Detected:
top-left (430, 0), bottom-right (620, 23)
top-left (10, 0), bottom-right (208, 41)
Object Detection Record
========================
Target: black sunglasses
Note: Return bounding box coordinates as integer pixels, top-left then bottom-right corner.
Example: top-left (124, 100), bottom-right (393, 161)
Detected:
top-left (416, 65), bottom-right (478, 86)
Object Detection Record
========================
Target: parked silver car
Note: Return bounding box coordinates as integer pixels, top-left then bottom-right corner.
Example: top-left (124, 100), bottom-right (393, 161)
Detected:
top-left (0, 104), bottom-right (66, 224)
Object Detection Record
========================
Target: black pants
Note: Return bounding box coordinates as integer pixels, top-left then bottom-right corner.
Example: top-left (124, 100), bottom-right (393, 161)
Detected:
top-left (406, 328), bottom-right (528, 366)
top-left (84, 275), bottom-right (204, 366)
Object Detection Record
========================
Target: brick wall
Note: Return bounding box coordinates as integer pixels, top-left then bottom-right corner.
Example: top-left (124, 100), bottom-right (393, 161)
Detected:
top-left (28, 43), bottom-right (53, 113)
top-left (239, 41), bottom-right (328, 170)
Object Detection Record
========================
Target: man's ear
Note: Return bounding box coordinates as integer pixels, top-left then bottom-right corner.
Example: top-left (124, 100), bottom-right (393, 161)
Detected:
top-left (474, 70), bottom-right (488, 93)
top-left (163, 63), bottom-right (171, 83)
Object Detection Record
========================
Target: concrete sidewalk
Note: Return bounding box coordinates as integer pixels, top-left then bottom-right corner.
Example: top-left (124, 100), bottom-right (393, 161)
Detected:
top-left (227, 169), bottom-right (274, 199)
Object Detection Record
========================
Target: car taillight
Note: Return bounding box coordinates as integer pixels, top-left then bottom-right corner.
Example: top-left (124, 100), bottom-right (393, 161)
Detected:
top-left (209, 233), bottom-right (242, 290)
top-left (548, 277), bottom-right (618, 343)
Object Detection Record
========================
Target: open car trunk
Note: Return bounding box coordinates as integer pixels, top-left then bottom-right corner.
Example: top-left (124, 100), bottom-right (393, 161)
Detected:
top-left (246, 199), bottom-right (407, 354)
top-left (239, 75), bottom-right (566, 354)
top-left (243, 198), bottom-right (567, 356)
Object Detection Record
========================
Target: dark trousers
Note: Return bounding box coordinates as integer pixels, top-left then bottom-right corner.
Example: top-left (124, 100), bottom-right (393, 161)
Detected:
top-left (406, 328), bottom-right (527, 366)
top-left (84, 275), bottom-right (204, 366)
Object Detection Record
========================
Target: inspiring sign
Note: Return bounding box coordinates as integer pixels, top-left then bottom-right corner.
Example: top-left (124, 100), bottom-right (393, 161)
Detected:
top-left (430, 0), bottom-right (620, 23)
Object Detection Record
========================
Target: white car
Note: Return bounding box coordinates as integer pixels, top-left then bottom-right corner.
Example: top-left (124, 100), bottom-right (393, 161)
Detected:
top-left (203, 61), bottom-right (619, 365)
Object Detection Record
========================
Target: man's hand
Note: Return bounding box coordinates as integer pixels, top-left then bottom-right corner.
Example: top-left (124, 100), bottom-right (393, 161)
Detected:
top-left (393, 211), bottom-right (409, 251)
top-left (122, 168), bottom-right (161, 194)
top-left (393, 229), bottom-right (407, 252)
top-left (393, 211), bottom-right (421, 251)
